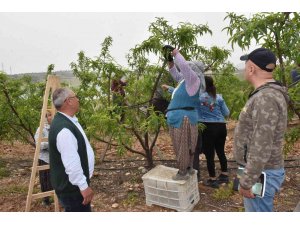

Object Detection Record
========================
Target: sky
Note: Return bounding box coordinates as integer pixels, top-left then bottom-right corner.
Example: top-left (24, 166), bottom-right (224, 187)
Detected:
top-left (1, 0), bottom-right (299, 75)
top-left (1, 12), bottom-right (254, 75)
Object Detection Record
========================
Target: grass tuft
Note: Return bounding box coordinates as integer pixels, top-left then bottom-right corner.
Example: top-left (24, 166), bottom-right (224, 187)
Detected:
top-left (213, 182), bottom-right (235, 200)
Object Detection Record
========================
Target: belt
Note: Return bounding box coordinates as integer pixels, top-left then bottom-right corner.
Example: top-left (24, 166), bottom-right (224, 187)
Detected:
top-left (165, 107), bottom-right (195, 113)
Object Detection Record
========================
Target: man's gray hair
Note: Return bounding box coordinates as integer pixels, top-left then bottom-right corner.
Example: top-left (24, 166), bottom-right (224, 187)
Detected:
top-left (52, 88), bottom-right (72, 109)
top-left (187, 61), bottom-right (206, 94)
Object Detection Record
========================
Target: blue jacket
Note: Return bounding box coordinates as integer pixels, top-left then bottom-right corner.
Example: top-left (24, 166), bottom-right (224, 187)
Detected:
top-left (197, 92), bottom-right (229, 123)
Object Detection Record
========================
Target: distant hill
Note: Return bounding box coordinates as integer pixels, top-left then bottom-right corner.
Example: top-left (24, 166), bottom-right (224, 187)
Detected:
top-left (205, 69), bottom-right (245, 80)
top-left (10, 70), bottom-right (80, 86)
top-left (10, 68), bottom-right (245, 86)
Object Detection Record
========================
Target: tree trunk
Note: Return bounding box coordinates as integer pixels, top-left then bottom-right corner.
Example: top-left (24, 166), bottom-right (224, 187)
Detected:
top-left (145, 147), bottom-right (154, 168)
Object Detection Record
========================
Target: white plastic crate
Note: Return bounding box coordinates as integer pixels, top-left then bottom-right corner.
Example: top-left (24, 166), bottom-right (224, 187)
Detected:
top-left (142, 165), bottom-right (199, 212)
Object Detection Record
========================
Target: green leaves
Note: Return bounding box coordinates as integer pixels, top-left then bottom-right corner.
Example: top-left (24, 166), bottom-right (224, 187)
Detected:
top-left (128, 17), bottom-right (215, 67)
top-left (214, 64), bottom-right (250, 120)
top-left (0, 72), bottom-right (43, 145)
top-left (224, 12), bottom-right (300, 91)
top-left (47, 64), bottom-right (55, 75)
top-left (284, 126), bottom-right (300, 155)
top-left (100, 36), bottom-right (113, 60)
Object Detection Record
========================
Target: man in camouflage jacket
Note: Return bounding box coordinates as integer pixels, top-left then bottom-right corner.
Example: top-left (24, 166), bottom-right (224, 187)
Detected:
top-left (234, 48), bottom-right (288, 212)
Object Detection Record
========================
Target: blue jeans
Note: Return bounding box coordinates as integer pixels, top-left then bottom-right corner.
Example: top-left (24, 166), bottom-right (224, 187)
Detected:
top-left (244, 168), bottom-right (285, 212)
top-left (58, 194), bottom-right (92, 212)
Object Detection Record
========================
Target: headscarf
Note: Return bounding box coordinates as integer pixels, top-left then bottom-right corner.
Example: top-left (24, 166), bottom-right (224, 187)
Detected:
top-left (187, 61), bottom-right (206, 94)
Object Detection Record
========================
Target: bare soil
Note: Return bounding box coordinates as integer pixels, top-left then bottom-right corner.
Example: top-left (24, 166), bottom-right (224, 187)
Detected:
top-left (0, 121), bottom-right (299, 212)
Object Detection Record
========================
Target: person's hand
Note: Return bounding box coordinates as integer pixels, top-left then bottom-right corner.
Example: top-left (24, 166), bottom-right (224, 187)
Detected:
top-left (167, 53), bottom-right (173, 62)
top-left (162, 45), bottom-right (175, 62)
top-left (165, 52), bottom-right (173, 62)
top-left (239, 186), bottom-right (255, 199)
top-left (161, 84), bottom-right (170, 91)
top-left (163, 44), bottom-right (175, 52)
top-left (81, 186), bottom-right (94, 205)
top-left (120, 76), bottom-right (127, 83)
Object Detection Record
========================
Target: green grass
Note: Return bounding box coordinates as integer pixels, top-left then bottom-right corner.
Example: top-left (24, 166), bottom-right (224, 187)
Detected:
top-left (0, 159), bottom-right (10, 178)
top-left (129, 176), bottom-right (138, 184)
top-left (0, 184), bottom-right (28, 195)
top-left (0, 167), bottom-right (10, 178)
top-left (122, 192), bottom-right (138, 206)
top-left (0, 158), bottom-right (5, 168)
top-left (213, 182), bottom-right (235, 200)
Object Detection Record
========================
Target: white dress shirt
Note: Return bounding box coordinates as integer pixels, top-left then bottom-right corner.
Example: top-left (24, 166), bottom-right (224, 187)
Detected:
top-left (34, 124), bottom-right (50, 163)
top-left (56, 112), bottom-right (95, 191)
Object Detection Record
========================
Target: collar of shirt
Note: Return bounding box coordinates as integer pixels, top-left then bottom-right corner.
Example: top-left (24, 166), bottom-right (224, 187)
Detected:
top-left (58, 111), bottom-right (78, 123)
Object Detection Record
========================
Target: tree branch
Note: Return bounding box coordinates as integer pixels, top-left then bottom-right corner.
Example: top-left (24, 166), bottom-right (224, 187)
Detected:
top-left (122, 144), bottom-right (146, 157)
top-left (9, 123), bottom-right (35, 147)
top-left (150, 61), bottom-right (167, 101)
top-left (131, 127), bottom-right (147, 150)
top-left (149, 127), bottom-right (161, 154)
top-left (93, 136), bottom-right (118, 146)
top-left (205, 59), bottom-right (217, 72)
top-left (1, 82), bottom-right (35, 144)
top-left (93, 135), bottom-right (147, 157)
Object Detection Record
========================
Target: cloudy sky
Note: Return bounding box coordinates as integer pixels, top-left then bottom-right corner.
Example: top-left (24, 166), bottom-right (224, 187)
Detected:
top-left (0, 12), bottom-right (250, 74)
top-left (0, 1), bottom-right (298, 74)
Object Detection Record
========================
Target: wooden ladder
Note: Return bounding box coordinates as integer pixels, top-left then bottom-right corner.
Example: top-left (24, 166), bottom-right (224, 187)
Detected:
top-left (25, 75), bottom-right (60, 212)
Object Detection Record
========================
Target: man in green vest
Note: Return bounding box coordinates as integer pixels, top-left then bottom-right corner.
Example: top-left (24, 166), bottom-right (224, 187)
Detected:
top-left (49, 87), bottom-right (95, 212)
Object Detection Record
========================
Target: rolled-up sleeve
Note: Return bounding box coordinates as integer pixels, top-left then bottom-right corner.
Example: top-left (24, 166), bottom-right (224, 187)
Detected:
top-left (173, 53), bottom-right (200, 96)
top-left (169, 65), bottom-right (182, 82)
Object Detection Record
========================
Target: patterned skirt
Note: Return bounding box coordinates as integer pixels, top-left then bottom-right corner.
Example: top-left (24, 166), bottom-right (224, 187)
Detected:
top-left (169, 117), bottom-right (198, 174)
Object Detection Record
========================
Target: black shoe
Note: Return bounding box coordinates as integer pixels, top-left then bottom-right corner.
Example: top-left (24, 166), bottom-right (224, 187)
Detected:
top-left (42, 200), bottom-right (51, 206)
top-left (172, 172), bottom-right (189, 181)
top-left (217, 174), bottom-right (229, 184)
top-left (204, 179), bottom-right (219, 188)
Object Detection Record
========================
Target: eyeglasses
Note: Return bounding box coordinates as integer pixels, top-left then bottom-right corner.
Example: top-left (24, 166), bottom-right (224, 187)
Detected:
top-left (65, 95), bottom-right (79, 102)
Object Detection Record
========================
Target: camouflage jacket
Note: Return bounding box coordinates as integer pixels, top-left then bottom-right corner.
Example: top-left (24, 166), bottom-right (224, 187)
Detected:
top-left (233, 82), bottom-right (288, 189)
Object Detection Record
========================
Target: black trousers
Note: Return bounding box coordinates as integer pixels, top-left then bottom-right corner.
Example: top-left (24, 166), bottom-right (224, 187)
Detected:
top-left (38, 159), bottom-right (52, 202)
top-left (201, 122), bottom-right (228, 178)
top-left (58, 195), bottom-right (92, 212)
top-left (193, 128), bottom-right (202, 174)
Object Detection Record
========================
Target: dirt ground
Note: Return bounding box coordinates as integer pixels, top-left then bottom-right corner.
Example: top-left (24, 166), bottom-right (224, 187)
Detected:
top-left (0, 120), bottom-right (299, 212)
